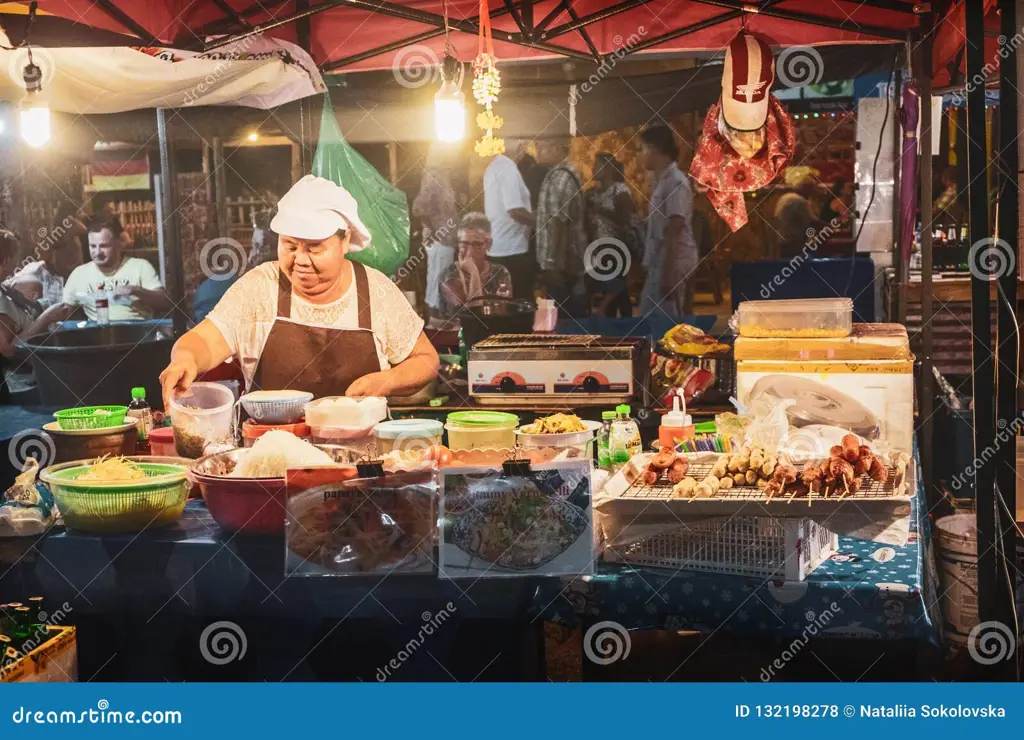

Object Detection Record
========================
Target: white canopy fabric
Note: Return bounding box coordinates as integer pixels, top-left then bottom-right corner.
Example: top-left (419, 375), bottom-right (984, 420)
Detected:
top-left (0, 33), bottom-right (326, 113)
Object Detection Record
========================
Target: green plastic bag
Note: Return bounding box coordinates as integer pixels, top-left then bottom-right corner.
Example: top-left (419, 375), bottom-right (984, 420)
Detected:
top-left (312, 94), bottom-right (409, 275)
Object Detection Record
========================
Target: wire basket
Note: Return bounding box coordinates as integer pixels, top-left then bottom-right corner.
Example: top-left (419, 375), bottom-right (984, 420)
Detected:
top-left (605, 516), bottom-right (837, 581)
top-left (40, 457), bottom-right (190, 534)
top-left (54, 406), bottom-right (129, 431)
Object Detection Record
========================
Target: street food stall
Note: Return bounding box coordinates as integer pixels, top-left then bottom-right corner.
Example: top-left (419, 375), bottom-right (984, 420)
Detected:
top-left (0, 0), bottom-right (1018, 682)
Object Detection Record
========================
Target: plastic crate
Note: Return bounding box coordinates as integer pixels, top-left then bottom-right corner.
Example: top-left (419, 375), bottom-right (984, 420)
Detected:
top-left (605, 516), bottom-right (838, 581)
top-left (0, 626), bottom-right (77, 683)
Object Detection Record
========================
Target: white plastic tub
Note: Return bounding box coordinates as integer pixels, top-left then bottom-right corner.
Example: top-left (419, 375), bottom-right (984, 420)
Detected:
top-left (736, 297), bottom-right (853, 338)
top-left (169, 382), bottom-right (235, 458)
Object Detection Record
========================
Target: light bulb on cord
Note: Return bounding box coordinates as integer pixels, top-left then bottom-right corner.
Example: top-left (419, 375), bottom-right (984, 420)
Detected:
top-left (434, 51), bottom-right (465, 143)
top-left (20, 50), bottom-right (50, 148)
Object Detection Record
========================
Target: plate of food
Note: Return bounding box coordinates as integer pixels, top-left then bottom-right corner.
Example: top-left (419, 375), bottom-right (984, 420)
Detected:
top-left (516, 413), bottom-right (601, 448)
top-left (446, 486), bottom-right (588, 571)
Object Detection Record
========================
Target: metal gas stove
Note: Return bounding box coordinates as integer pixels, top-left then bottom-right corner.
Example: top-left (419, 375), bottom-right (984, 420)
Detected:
top-left (467, 334), bottom-right (649, 406)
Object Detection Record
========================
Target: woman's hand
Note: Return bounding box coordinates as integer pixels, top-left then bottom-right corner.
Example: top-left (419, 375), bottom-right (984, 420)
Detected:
top-left (159, 356), bottom-right (199, 408)
top-left (345, 371), bottom-right (393, 398)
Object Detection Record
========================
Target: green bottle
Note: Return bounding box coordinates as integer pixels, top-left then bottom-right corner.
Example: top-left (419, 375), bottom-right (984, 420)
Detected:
top-left (597, 410), bottom-right (616, 470)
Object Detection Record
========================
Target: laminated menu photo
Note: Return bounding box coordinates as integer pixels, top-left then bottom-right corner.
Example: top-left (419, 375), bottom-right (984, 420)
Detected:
top-left (439, 459), bottom-right (594, 579)
top-left (285, 467), bottom-right (438, 577)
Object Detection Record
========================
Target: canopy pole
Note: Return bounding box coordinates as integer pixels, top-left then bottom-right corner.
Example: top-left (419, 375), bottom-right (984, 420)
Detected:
top-left (965, 0), bottom-right (1000, 669)
top-left (916, 12), bottom-right (934, 506)
top-left (892, 61), bottom-right (905, 325)
top-left (156, 108), bottom-right (186, 337)
top-left (993, 0), bottom-right (1019, 677)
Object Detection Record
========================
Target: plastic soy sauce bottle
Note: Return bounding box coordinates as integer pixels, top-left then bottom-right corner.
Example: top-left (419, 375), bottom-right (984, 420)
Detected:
top-left (609, 404), bottom-right (642, 472)
top-left (128, 387), bottom-right (153, 441)
top-left (658, 395), bottom-right (694, 450)
top-left (597, 410), bottom-right (617, 470)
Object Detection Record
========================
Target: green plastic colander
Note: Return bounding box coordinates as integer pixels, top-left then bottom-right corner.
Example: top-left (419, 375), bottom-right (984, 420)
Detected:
top-left (53, 405), bottom-right (129, 431)
top-left (40, 456), bottom-right (191, 534)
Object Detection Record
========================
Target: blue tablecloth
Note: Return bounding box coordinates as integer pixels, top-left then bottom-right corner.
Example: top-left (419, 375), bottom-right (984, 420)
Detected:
top-left (530, 465), bottom-right (941, 644)
top-left (25, 501), bottom-right (539, 622)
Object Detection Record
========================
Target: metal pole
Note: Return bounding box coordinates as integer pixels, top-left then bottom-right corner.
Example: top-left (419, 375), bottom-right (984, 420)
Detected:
top-left (993, 0), bottom-right (1019, 676)
top-left (156, 108), bottom-right (186, 337)
top-left (212, 137), bottom-right (228, 239)
top-left (892, 62), bottom-right (905, 324)
top-left (917, 15), bottom-right (934, 505)
top-left (965, 0), bottom-right (999, 651)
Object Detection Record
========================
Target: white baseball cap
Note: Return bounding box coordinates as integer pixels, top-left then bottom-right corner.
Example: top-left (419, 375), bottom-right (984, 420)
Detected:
top-left (721, 31), bottom-right (775, 132)
top-left (271, 175), bottom-right (372, 250)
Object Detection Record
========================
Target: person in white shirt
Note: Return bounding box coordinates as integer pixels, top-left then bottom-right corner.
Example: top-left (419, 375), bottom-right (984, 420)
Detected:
top-left (61, 214), bottom-right (170, 321)
top-left (159, 175), bottom-right (439, 407)
top-left (482, 144), bottom-right (535, 299)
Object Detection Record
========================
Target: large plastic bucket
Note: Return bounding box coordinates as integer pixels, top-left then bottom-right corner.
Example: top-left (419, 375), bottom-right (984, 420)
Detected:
top-left (935, 514), bottom-right (978, 646)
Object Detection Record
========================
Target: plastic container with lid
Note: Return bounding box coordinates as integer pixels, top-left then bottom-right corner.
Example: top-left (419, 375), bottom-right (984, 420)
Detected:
top-left (658, 395), bottom-right (694, 449)
top-left (444, 411), bottom-right (518, 451)
top-left (735, 297), bottom-right (853, 338)
top-left (374, 419), bottom-right (444, 454)
top-left (149, 426), bottom-right (176, 457)
top-left (169, 381), bottom-right (235, 458)
top-left (242, 419), bottom-right (312, 448)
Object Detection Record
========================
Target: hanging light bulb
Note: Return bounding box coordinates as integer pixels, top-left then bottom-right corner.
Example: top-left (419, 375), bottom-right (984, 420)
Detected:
top-left (434, 51), bottom-right (465, 143)
top-left (20, 49), bottom-right (51, 148)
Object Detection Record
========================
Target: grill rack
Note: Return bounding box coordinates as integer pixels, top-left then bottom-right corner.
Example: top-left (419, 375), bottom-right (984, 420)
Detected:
top-left (621, 460), bottom-right (909, 501)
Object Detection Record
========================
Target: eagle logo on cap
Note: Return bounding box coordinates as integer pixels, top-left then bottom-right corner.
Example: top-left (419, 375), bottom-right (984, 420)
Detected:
top-left (735, 81), bottom-right (767, 101)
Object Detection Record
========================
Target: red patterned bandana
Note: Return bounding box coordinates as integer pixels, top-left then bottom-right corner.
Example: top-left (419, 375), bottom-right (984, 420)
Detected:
top-left (689, 95), bottom-right (795, 231)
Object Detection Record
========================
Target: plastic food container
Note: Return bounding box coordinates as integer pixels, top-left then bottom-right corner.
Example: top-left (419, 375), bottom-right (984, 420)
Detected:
top-left (148, 427), bottom-right (176, 457)
top-left (444, 411), bottom-right (518, 451)
top-left (308, 425), bottom-right (377, 455)
top-left (239, 390), bottom-right (313, 424)
top-left (736, 298), bottom-right (853, 338)
top-left (374, 419), bottom-right (444, 454)
top-left (169, 382), bottom-right (235, 458)
top-left (304, 396), bottom-right (387, 430)
top-left (242, 420), bottom-right (311, 448)
top-left (516, 419), bottom-right (602, 455)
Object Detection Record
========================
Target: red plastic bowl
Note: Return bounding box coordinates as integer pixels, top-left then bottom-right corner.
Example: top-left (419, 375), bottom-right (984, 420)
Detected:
top-left (190, 449), bottom-right (287, 534)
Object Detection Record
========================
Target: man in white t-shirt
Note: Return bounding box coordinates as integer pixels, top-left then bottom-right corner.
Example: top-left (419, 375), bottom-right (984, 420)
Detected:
top-left (62, 214), bottom-right (170, 322)
top-left (483, 145), bottom-right (535, 299)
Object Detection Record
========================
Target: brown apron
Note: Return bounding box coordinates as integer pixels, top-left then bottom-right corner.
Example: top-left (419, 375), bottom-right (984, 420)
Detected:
top-left (250, 262), bottom-right (383, 396)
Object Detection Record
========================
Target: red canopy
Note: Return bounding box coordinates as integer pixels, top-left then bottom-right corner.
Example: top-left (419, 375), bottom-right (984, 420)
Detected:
top-left (30, 0), bottom-right (919, 72)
